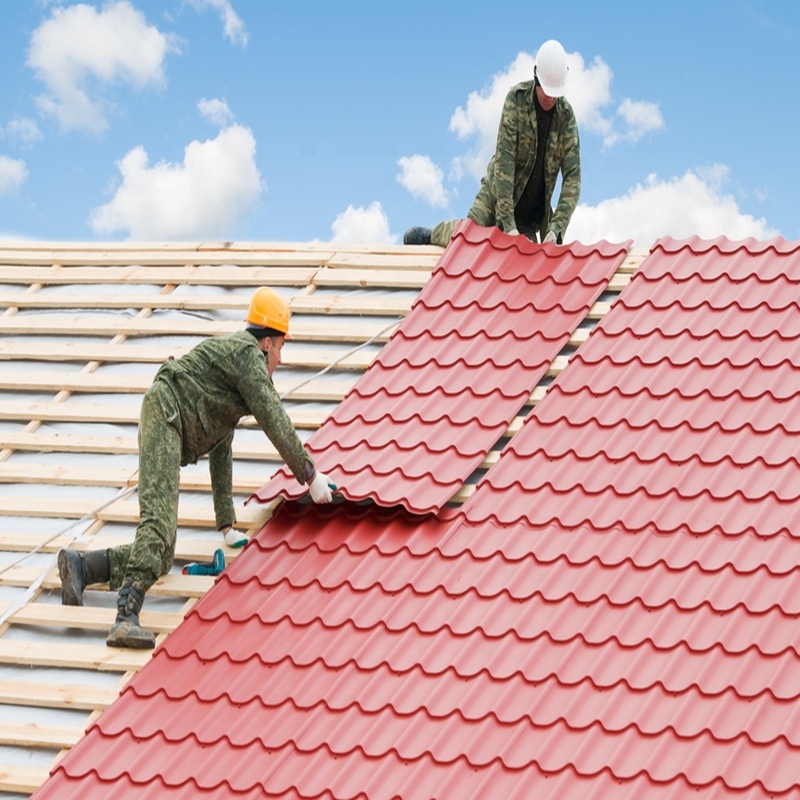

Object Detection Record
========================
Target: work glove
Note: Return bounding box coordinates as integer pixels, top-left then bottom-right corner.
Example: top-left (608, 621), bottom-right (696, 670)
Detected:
top-left (309, 470), bottom-right (336, 504)
top-left (223, 527), bottom-right (248, 548)
top-left (507, 227), bottom-right (520, 236)
top-left (543, 231), bottom-right (557, 244)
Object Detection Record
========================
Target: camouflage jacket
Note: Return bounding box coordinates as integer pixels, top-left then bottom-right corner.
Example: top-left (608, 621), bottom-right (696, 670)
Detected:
top-left (484, 80), bottom-right (581, 242)
top-left (151, 330), bottom-right (313, 527)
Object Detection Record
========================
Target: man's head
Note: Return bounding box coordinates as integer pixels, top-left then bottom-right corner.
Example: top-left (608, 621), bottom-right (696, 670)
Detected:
top-left (246, 287), bottom-right (290, 375)
top-left (534, 39), bottom-right (568, 108)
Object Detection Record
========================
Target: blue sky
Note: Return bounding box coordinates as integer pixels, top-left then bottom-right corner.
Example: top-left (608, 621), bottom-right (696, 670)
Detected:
top-left (0, 0), bottom-right (797, 245)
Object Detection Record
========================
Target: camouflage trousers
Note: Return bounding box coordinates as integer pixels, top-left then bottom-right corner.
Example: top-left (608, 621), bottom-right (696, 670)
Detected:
top-left (107, 382), bottom-right (182, 592)
top-left (430, 180), bottom-right (548, 246)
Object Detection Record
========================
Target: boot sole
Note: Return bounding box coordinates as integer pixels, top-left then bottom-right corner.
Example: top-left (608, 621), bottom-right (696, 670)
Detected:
top-left (106, 631), bottom-right (156, 649)
top-left (57, 550), bottom-right (83, 606)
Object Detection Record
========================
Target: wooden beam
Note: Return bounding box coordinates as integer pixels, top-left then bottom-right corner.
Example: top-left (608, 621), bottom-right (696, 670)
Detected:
top-left (0, 431), bottom-right (282, 460)
top-left (10, 603), bottom-right (182, 634)
top-left (0, 678), bottom-right (116, 711)
top-left (0, 763), bottom-right (49, 794)
top-left (0, 640), bottom-right (150, 672)
top-left (0, 370), bottom-right (356, 401)
top-left (0, 400), bottom-right (329, 428)
top-left (0, 722), bottom-right (83, 750)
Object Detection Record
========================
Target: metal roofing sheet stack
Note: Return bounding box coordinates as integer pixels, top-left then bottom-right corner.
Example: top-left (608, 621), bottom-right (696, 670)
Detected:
top-left (251, 222), bottom-right (630, 513)
top-left (33, 234), bottom-right (800, 798)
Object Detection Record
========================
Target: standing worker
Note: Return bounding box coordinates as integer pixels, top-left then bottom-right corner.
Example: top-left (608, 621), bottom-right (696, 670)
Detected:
top-left (57, 287), bottom-right (335, 649)
top-left (404, 39), bottom-right (580, 247)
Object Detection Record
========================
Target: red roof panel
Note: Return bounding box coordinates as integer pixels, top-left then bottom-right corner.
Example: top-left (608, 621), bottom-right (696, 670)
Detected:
top-left (250, 221), bottom-right (629, 514)
top-left (34, 235), bottom-right (800, 799)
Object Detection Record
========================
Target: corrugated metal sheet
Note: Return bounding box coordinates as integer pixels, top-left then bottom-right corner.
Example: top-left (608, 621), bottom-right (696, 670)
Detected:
top-left (250, 222), bottom-right (630, 514)
top-left (33, 235), bottom-right (800, 798)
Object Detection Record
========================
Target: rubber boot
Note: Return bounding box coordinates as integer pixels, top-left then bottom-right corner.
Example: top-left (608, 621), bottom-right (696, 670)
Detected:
top-left (57, 548), bottom-right (110, 606)
top-left (106, 579), bottom-right (156, 649)
top-left (403, 226), bottom-right (432, 245)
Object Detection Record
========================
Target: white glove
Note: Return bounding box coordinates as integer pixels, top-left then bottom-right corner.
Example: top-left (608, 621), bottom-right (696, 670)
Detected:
top-left (507, 227), bottom-right (520, 236)
top-left (223, 528), bottom-right (248, 548)
top-left (309, 471), bottom-right (335, 504)
top-left (543, 230), bottom-right (557, 244)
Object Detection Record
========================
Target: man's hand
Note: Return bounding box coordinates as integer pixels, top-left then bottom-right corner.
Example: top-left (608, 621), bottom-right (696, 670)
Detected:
top-left (543, 231), bottom-right (557, 244)
top-left (309, 471), bottom-right (336, 504)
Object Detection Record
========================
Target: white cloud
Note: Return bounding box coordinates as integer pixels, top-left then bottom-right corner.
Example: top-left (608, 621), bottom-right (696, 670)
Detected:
top-left (0, 156), bottom-right (28, 194)
top-left (187, 0), bottom-right (248, 47)
top-left (89, 124), bottom-right (263, 240)
top-left (603, 98), bottom-right (665, 148)
top-left (330, 202), bottom-right (397, 245)
top-left (198, 97), bottom-right (235, 127)
top-left (396, 155), bottom-right (448, 208)
top-left (5, 117), bottom-right (44, 149)
top-left (27, 1), bottom-right (178, 134)
top-left (567, 165), bottom-right (779, 246)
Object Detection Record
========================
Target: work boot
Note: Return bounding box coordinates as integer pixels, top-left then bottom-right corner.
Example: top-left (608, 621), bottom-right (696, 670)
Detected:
top-left (403, 226), bottom-right (432, 245)
top-left (106, 579), bottom-right (156, 649)
top-left (57, 548), bottom-right (110, 606)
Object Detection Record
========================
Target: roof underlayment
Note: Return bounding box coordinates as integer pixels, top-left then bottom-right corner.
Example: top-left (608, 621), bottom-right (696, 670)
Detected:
top-left (4, 225), bottom-right (800, 798)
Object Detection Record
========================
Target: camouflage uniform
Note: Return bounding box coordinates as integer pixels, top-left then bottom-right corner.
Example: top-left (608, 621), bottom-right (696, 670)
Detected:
top-left (431, 79), bottom-right (581, 246)
top-left (107, 330), bottom-right (313, 591)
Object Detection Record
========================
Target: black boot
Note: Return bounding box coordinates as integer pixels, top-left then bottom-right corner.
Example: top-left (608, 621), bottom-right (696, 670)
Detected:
top-left (403, 226), bottom-right (432, 245)
top-left (57, 548), bottom-right (110, 606)
top-left (106, 579), bottom-right (156, 649)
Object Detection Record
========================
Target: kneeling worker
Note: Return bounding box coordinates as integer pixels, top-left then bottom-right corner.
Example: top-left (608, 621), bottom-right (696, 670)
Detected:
top-left (58, 287), bottom-right (334, 649)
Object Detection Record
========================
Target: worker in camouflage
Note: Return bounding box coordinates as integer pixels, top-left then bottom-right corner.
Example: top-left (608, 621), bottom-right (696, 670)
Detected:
top-left (404, 39), bottom-right (580, 247)
top-left (57, 287), bottom-right (336, 649)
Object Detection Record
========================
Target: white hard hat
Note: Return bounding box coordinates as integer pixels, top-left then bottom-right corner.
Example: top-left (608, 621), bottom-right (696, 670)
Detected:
top-left (535, 39), bottom-right (568, 97)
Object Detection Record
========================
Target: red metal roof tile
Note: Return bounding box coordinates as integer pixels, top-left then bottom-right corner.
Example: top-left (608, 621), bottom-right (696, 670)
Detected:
top-left (34, 235), bottom-right (800, 800)
top-left (250, 221), bottom-right (629, 514)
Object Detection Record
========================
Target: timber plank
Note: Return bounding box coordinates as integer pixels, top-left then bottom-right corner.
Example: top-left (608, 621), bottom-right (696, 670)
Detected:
top-left (11, 603), bottom-right (182, 634)
top-left (0, 763), bottom-right (49, 794)
top-left (0, 496), bottom-right (269, 527)
top-left (314, 266), bottom-right (432, 289)
top-left (0, 431), bottom-right (281, 460)
top-left (0, 340), bottom-right (376, 369)
top-left (0, 532), bottom-right (246, 562)
top-left (0, 640), bottom-right (150, 672)
top-left (0, 314), bottom-right (399, 342)
top-left (0, 678), bottom-right (116, 710)
top-left (0, 264), bottom-right (321, 279)
top-left (0, 370), bottom-right (356, 401)
top-left (0, 290), bottom-right (415, 316)
top-left (0, 462), bottom-right (272, 494)
top-left (0, 400), bottom-right (329, 428)
top-left (0, 722), bottom-right (83, 750)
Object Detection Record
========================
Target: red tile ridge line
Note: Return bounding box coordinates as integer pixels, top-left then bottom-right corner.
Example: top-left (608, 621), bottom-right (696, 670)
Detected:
top-left (203, 570), bottom-right (800, 621)
top-left (511, 447), bottom-right (800, 480)
top-left (455, 220), bottom-right (634, 257)
top-left (130, 651), bottom-right (800, 706)
top-left (628, 270), bottom-right (800, 289)
top-left (251, 518), bottom-right (800, 575)
top-left (64, 723), bottom-right (800, 791)
top-left (169, 610), bottom-right (800, 661)
top-left (542, 384), bottom-right (800, 426)
top-left (583, 326), bottom-right (800, 347)
top-left (464, 504), bottom-right (798, 540)
top-left (423, 269), bottom-right (620, 289)
top-left (94, 686), bottom-right (800, 750)
top-left (653, 235), bottom-right (800, 255)
top-left (617, 295), bottom-right (800, 315)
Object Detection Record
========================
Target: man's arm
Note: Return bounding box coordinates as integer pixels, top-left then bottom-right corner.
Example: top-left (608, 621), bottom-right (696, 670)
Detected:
top-left (208, 431), bottom-right (235, 531)
top-left (491, 88), bottom-right (523, 233)
top-left (549, 107), bottom-right (581, 242)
